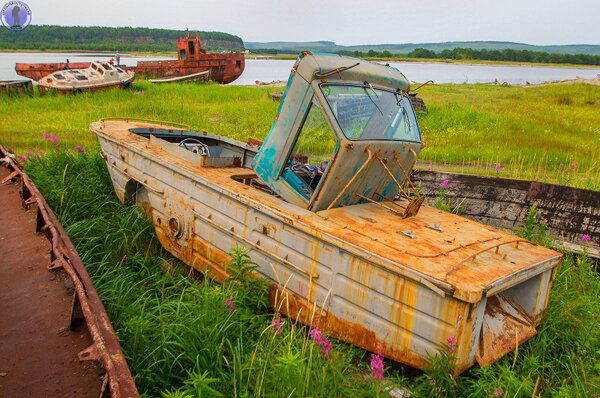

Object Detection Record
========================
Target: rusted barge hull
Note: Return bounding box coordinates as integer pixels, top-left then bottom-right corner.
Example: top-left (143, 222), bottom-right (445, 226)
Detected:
top-left (15, 62), bottom-right (91, 81)
top-left (0, 147), bottom-right (138, 398)
top-left (412, 170), bottom-right (599, 258)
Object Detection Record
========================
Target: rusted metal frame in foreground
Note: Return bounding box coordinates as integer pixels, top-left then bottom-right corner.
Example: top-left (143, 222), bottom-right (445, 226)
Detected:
top-left (0, 146), bottom-right (139, 398)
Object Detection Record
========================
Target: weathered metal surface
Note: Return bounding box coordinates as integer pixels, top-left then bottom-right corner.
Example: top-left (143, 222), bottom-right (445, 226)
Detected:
top-left (15, 62), bottom-right (91, 81)
top-left (412, 170), bottom-right (600, 258)
top-left (90, 52), bottom-right (562, 375)
top-left (38, 61), bottom-right (135, 93)
top-left (91, 122), bottom-right (561, 374)
top-left (0, 146), bottom-right (139, 398)
top-left (0, 79), bottom-right (32, 95)
top-left (127, 35), bottom-right (244, 84)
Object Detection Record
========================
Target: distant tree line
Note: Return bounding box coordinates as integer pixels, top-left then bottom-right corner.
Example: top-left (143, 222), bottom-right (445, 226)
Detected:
top-left (0, 25), bottom-right (244, 52)
top-left (407, 47), bottom-right (600, 65)
top-left (251, 47), bottom-right (600, 66)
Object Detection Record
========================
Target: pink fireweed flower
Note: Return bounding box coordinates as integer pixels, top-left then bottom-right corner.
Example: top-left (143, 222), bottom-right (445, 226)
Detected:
top-left (494, 163), bottom-right (502, 172)
top-left (42, 132), bottom-right (50, 140)
top-left (309, 327), bottom-right (332, 358)
top-left (441, 179), bottom-right (449, 187)
top-left (571, 163), bottom-right (577, 170)
top-left (74, 145), bottom-right (84, 153)
top-left (445, 335), bottom-right (457, 353)
top-left (49, 135), bottom-right (59, 145)
top-left (271, 314), bottom-right (282, 335)
top-left (493, 389), bottom-right (502, 397)
top-left (133, 90), bottom-right (145, 95)
top-left (38, 151), bottom-right (44, 156)
top-left (225, 298), bottom-right (234, 313)
top-left (582, 235), bottom-right (590, 242)
top-left (559, 163), bottom-right (565, 168)
top-left (17, 155), bottom-right (27, 163)
top-left (370, 353), bottom-right (384, 380)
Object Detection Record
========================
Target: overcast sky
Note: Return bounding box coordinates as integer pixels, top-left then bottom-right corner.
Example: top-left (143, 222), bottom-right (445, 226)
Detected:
top-left (24, 0), bottom-right (600, 45)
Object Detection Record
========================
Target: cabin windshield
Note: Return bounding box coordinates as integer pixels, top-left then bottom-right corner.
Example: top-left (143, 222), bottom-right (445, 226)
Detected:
top-left (321, 84), bottom-right (420, 143)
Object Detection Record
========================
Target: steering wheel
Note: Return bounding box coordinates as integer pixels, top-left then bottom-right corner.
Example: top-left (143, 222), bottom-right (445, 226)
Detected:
top-left (178, 137), bottom-right (209, 156)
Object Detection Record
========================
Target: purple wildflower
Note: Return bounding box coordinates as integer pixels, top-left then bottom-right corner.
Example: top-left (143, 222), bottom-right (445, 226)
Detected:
top-left (38, 151), bottom-right (44, 156)
top-left (50, 135), bottom-right (59, 145)
top-left (74, 145), bottom-right (84, 153)
top-left (271, 314), bottom-right (282, 335)
top-left (370, 353), bottom-right (384, 380)
top-left (225, 298), bottom-right (234, 313)
top-left (43, 132), bottom-right (50, 140)
top-left (445, 335), bottom-right (457, 353)
top-left (571, 163), bottom-right (577, 170)
top-left (17, 155), bottom-right (27, 163)
top-left (309, 327), bottom-right (332, 358)
top-left (133, 90), bottom-right (145, 95)
top-left (559, 163), bottom-right (565, 168)
top-left (427, 165), bottom-right (432, 171)
top-left (441, 179), bottom-right (449, 187)
top-left (494, 163), bottom-right (502, 172)
top-left (582, 235), bottom-right (590, 242)
top-left (493, 389), bottom-right (502, 397)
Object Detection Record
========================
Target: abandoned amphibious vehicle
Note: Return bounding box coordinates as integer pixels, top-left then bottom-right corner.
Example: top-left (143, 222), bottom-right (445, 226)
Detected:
top-left (91, 52), bottom-right (562, 374)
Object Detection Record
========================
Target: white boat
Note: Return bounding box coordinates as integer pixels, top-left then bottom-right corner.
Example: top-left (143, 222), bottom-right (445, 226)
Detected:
top-left (38, 61), bottom-right (134, 93)
top-left (148, 70), bottom-right (210, 84)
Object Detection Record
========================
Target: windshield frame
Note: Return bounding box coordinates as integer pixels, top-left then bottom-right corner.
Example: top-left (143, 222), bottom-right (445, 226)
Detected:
top-left (319, 82), bottom-right (422, 144)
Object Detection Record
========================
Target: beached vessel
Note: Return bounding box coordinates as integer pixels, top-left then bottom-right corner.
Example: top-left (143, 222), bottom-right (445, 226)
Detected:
top-left (16, 33), bottom-right (244, 84)
top-left (38, 61), bottom-right (134, 93)
top-left (0, 79), bottom-right (32, 95)
top-left (148, 70), bottom-right (210, 84)
top-left (0, 146), bottom-right (138, 398)
top-left (91, 52), bottom-right (562, 374)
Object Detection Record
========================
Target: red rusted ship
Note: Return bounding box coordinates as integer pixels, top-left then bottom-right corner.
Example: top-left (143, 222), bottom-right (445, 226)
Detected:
top-left (15, 33), bottom-right (245, 84)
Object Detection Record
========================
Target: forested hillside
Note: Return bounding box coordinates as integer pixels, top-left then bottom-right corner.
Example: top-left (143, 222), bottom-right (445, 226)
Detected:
top-left (0, 25), bottom-right (244, 52)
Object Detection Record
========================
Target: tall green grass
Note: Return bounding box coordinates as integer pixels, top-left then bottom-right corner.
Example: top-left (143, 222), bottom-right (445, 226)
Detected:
top-left (1, 80), bottom-right (599, 189)
top-left (23, 148), bottom-right (599, 397)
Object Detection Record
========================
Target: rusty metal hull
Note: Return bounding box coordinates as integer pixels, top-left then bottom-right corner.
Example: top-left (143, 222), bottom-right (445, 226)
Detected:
top-left (15, 62), bottom-right (91, 81)
top-left (91, 119), bottom-right (562, 374)
top-left (128, 54), bottom-right (244, 84)
top-left (0, 146), bottom-right (139, 397)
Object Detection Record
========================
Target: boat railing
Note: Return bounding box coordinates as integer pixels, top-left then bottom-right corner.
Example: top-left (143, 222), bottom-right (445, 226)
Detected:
top-left (100, 117), bottom-right (190, 129)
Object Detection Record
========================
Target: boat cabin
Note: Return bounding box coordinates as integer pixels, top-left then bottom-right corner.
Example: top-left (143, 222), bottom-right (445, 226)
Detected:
top-left (177, 35), bottom-right (207, 61)
top-left (253, 52), bottom-right (422, 213)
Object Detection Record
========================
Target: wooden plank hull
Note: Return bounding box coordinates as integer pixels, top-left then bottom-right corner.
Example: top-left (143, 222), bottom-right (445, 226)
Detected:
top-left (412, 170), bottom-right (600, 258)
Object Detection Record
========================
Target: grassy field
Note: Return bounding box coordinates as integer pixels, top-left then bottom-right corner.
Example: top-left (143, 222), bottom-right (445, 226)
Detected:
top-left (1, 80), bottom-right (598, 189)
top-left (21, 151), bottom-right (599, 397)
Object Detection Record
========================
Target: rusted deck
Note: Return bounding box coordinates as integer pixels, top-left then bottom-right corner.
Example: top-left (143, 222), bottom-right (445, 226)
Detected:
top-left (0, 148), bottom-right (138, 398)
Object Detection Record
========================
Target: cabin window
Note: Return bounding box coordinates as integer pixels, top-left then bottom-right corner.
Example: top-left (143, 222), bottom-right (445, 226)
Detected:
top-left (101, 63), bottom-right (112, 70)
top-left (188, 41), bottom-right (195, 55)
top-left (280, 99), bottom-right (337, 199)
top-left (236, 60), bottom-right (242, 70)
top-left (179, 49), bottom-right (186, 60)
top-left (53, 74), bottom-right (65, 80)
top-left (322, 84), bottom-right (421, 142)
top-left (91, 64), bottom-right (98, 71)
top-left (75, 75), bottom-right (88, 81)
